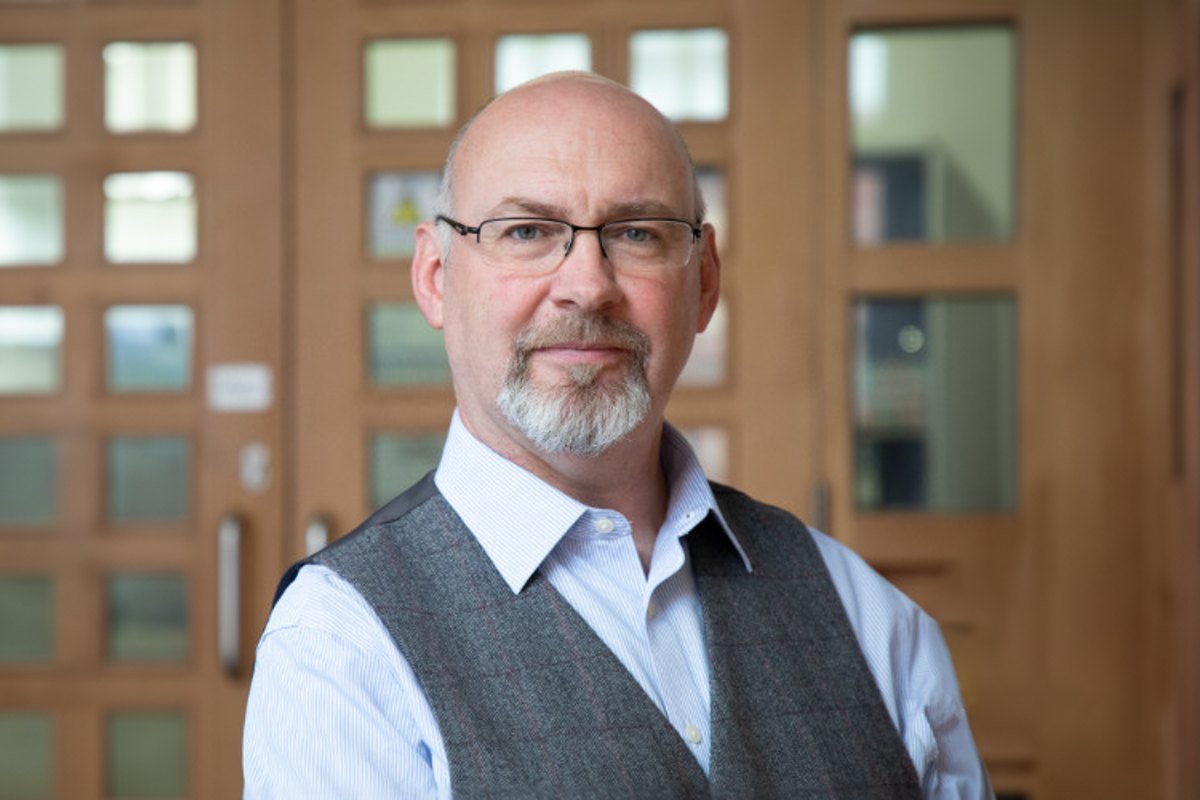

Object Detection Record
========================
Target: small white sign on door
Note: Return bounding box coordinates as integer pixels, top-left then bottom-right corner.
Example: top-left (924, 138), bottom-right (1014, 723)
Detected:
top-left (207, 363), bottom-right (273, 413)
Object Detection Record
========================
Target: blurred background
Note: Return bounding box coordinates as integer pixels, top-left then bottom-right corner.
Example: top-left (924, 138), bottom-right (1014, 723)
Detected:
top-left (0, 0), bottom-right (1197, 797)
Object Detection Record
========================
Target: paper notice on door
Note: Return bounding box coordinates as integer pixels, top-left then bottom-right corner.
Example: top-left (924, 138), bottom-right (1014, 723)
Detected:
top-left (207, 363), bottom-right (273, 413)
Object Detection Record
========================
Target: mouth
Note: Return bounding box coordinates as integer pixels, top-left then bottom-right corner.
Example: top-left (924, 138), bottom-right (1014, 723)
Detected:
top-left (532, 342), bottom-right (630, 365)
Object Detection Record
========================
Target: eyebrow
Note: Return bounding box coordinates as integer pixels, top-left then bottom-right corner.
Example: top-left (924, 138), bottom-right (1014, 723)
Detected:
top-left (486, 197), bottom-right (686, 221)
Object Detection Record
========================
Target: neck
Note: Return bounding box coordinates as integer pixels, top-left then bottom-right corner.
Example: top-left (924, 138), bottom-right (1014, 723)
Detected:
top-left (464, 410), bottom-right (670, 571)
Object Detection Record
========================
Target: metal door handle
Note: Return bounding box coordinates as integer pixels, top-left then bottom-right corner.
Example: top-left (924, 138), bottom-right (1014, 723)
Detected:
top-left (305, 514), bottom-right (331, 556)
top-left (218, 513), bottom-right (243, 676)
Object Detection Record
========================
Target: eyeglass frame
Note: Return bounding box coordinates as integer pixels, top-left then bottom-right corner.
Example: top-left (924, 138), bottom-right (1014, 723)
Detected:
top-left (435, 214), bottom-right (704, 270)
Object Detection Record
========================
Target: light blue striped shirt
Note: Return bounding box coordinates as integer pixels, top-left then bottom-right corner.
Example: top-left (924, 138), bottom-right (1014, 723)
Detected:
top-left (244, 412), bottom-right (991, 798)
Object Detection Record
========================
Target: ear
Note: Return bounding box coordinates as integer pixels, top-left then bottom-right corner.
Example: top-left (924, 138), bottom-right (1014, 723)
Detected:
top-left (411, 221), bottom-right (447, 329)
top-left (695, 223), bottom-right (721, 333)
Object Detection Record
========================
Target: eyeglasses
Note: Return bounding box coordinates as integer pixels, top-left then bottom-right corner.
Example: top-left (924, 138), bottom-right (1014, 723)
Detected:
top-left (436, 215), bottom-right (702, 274)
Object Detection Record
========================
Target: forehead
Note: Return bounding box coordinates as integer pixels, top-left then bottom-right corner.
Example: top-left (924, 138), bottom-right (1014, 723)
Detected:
top-left (452, 81), bottom-right (695, 218)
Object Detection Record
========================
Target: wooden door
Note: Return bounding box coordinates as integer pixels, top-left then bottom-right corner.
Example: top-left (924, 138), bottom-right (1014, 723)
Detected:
top-left (290, 1), bottom-right (1180, 797)
top-left (0, 1), bottom-right (285, 797)
top-left (0, 0), bottom-right (1183, 796)
top-left (814, 0), bottom-right (1177, 797)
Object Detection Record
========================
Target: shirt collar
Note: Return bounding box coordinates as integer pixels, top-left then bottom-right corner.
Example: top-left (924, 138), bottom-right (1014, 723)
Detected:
top-left (434, 410), bottom-right (751, 593)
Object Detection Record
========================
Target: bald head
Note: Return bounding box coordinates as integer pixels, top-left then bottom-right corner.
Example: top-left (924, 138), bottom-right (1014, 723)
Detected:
top-left (434, 72), bottom-right (705, 243)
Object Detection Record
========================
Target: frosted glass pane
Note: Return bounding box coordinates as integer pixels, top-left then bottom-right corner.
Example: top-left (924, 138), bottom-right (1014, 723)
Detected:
top-left (853, 296), bottom-right (1017, 511)
top-left (369, 432), bottom-right (445, 510)
top-left (0, 713), bottom-right (53, 799)
top-left (368, 171), bottom-right (440, 260)
top-left (107, 435), bottom-right (189, 523)
top-left (368, 303), bottom-right (450, 386)
top-left (0, 576), bottom-right (54, 662)
top-left (678, 297), bottom-right (727, 387)
top-left (107, 574), bottom-right (187, 662)
top-left (0, 44), bottom-right (63, 131)
top-left (850, 27), bottom-right (1016, 243)
top-left (680, 426), bottom-right (729, 484)
top-left (629, 29), bottom-right (728, 121)
top-left (0, 306), bottom-right (62, 394)
top-left (364, 39), bottom-right (455, 128)
top-left (696, 166), bottom-right (727, 250)
top-left (494, 34), bottom-right (591, 94)
top-left (0, 175), bottom-right (63, 266)
top-left (104, 172), bottom-right (196, 263)
top-left (0, 436), bottom-right (57, 526)
top-left (104, 42), bottom-right (196, 133)
top-left (105, 305), bottom-right (193, 392)
top-left (107, 712), bottom-right (186, 797)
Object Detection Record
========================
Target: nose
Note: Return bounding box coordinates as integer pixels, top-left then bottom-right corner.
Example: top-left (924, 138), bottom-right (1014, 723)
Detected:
top-left (550, 228), bottom-right (622, 312)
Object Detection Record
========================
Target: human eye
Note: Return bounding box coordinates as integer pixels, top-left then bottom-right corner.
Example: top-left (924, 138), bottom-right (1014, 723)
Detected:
top-left (606, 221), bottom-right (664, 246)
top-left (496, 220), bottom-right (559, 243)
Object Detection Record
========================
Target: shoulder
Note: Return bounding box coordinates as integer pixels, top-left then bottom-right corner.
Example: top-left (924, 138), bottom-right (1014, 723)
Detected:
top-left (264, 564), bottom-right (396, 656)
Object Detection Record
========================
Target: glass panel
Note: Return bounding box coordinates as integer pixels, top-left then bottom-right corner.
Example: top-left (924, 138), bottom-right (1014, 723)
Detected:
top-left (369, 432), bottom-right (445, 510)
top-left (0, 175), bottom-right (63, 266)
top-left (494, 33), bottom-right (591, 94)
top-left (629, 28), bottom-right (728, 122)
top-left (107, 435), bottom-right (189, 523)
top-left (0, 44), bottom-right (64, 131)
top-left (368, 303), bottom-right (450, 386)
top-left (364, 38), bottom-right (455, 129)
top-left (679, 426), bottom-right (729, 484)
top-left (0, 306), bottom-right (62, 394)
top-left (104, 172), bottom-right (196, 263)
top-left (0, 576), bottom-right (54, 662)
top-left (107, 574), bottom-right (187, 662)
top-left (0, 436), bottom-right (57, 526)
top-left (696, 166), bottom-right (727, 250)
top-left (849, 26), bottom-right (1017, 244)
top-left (104, 42), bottom-right (197, 133)
top-left (105, 305), bottom-right (193, 392)
top-left (0, 713), bottom-right (53, 799)
top-left (367, 171), bottom-right (440, 260)
top-left (853, 295), bottom-right (1017, 512)
top-left (106, 712), bottom-right (186, 798)
top-left (678, 297), bottom-right (727, 387)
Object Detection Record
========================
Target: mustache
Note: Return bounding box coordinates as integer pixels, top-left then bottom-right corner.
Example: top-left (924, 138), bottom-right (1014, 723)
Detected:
top-left (512, 314), bottom-right (650, 363)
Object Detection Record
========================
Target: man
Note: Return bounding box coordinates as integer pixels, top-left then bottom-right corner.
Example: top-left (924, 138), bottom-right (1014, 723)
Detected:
top-left (244, 72), bottom-right (992, 798)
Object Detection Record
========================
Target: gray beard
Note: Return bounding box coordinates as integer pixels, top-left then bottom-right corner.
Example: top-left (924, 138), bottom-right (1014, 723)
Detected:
top-left (496, 314), bottom-right (652, 456)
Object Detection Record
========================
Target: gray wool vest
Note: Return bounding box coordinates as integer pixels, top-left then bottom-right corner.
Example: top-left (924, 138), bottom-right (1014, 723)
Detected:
top-left (275, 473), bottom-right (921, 799)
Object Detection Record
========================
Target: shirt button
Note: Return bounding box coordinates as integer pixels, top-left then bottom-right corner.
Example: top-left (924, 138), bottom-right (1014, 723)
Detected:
top-left (646, 601), bottom-right (658, 620)
top-left (594, 517), bottom-right (615, 534)
top-left (684, 724), bottom-right (703, 745)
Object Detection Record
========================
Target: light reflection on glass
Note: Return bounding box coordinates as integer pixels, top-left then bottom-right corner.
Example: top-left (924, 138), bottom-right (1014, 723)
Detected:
top-left (0, 44), bottom-right (64, 131)
top-left (107, 712), bottom-right (187, 797)
top-left (367, 171), bottom-right (440, 260)
top-left (107, 435), bottom-right (189, 523)
top-left (853, 295), bottom-right (1017, 512)
top-left (678, 297), bottom-right (727, 387)
top-left (364, 39), bottom-right (455, 128)
top-left (104, 172), bottom-right (197, 263)
top-left (0, 436), bottom-right (57, 526)
top-left (105, 305), bottom-right (193, 392)
top-left (849, 26), bottom-right (1017, 244)
top-left (0, 175), bottom-right (63, 266)
top-left (0, 712), bottom-right (53, 798)
top-left (0, 306), bottom-right (62, 394)
top-left (369, 432), bottom-right (445, 511)
top-left (104, 41), bottom-right (197, 133)
top-left (494, 34), bottom-right (591, 94)
top-left (367, 303), bottom-right (450, 386)
top-left (679, 426), bottom-right (729, 483)
top-left (106, 573), bottom-right (188, 662)
top-left (629, 28), bottom-right (728, 121)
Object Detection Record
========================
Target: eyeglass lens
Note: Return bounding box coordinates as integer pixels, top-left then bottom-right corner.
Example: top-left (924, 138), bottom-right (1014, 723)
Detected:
top-left (477, 218), bottom-right (694, 271)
